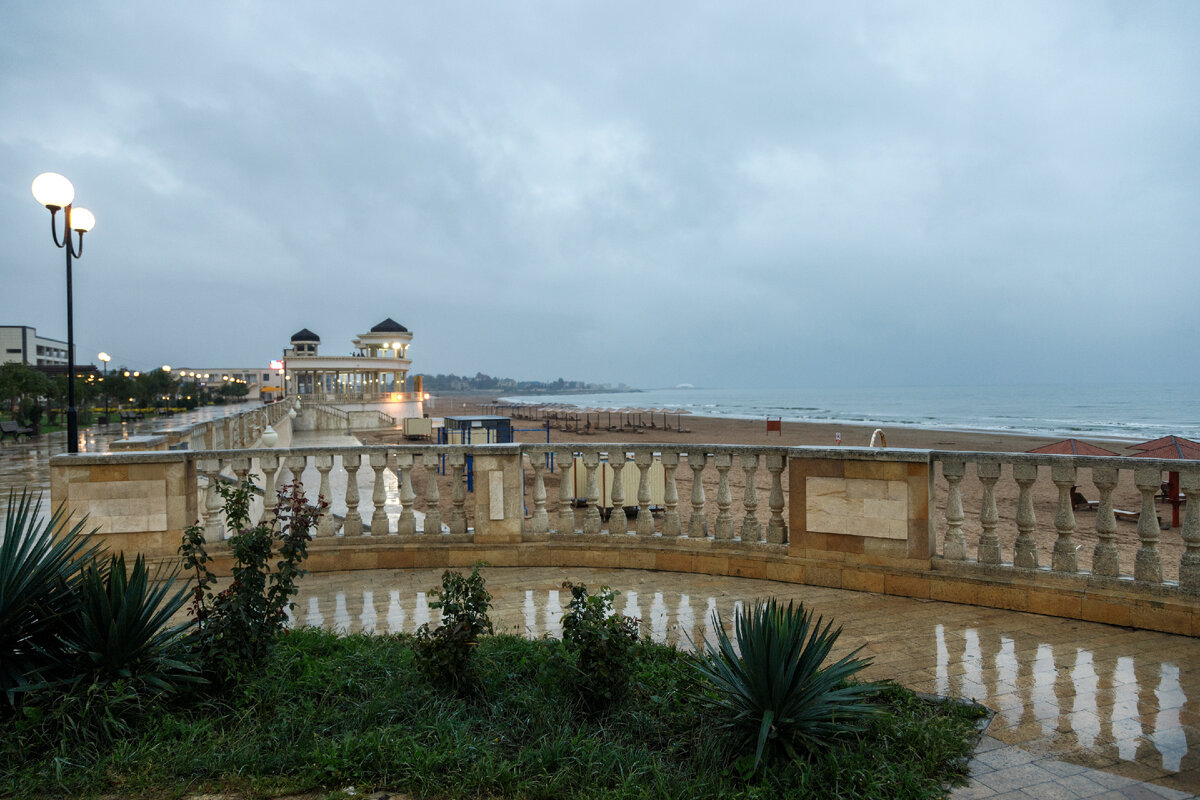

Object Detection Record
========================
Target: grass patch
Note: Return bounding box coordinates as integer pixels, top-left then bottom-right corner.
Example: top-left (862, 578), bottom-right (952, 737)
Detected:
top-left (2, 629), bottom-right (985, 799)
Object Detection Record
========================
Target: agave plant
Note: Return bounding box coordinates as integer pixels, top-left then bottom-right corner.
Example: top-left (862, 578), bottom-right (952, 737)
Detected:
top-left (0, 491), bottom-right (104, 705)
top-left (692, 597), bottom-right (880, 769)
top-left (65, 552), bottom-right (199, 694)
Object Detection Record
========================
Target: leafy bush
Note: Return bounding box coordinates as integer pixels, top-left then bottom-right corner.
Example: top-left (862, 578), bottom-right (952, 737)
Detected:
top-left (560, 582), bottom-right (640, 713)
top-left (180, 477), bottom-right (324, 684)
top-left (413, 566), bottom-right (494, 693)
top-left (0, 491), bottom-right (104, 706)
top-left (65, 552), bottom-right (198, 695)
top-left (692, 598), bottom-right (880, 770)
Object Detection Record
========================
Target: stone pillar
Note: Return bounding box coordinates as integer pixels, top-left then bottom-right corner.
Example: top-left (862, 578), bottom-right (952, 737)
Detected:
top-left (1091, 466), bottom-right (1119, 577)
top-left (688, 451), bottom-right (708, 538)
top-left (421, 453), bottom-right (442, 535)
top-left (370, 451), bottom-right (390, 535)
top-left (635, 450), bottom-right (654, 536)
top-left (765, 454), bottom-right (786, 544)
top-left (977, 461), bottom-right (1001, 564)
top-left (1134, 467), bottom-right (1162, 583)
top-left (608, 453), bottom-right (627, 535)
top-left (199, 457), bottom-right (224, 543)
top-left (661, 451), bottom-right (681, 537)
top-left (583, 450), bottom-right (602, 535)
top-left (1013, 463), bottom-right (1039, 569)
top-left (713, 453), bottom-right (734, 540)
top-left (471, 447), bottom-right (523, 543)
top-left (1051, 463), bottom-right (1078, 573)
top-left (395, 452), bottom-right (416, 536)
top-left (527, 450), bottom-right (548, 535)
top-left (343, 453), bottom-right (363, 536)
top-left (942, 460), bottom-right (966, 560)
top-left (1179, 469), bottom-right (1200, 594)
top-left (556, 449), bottom-right (576, 534)
top-left (740, 453), bottom-right (761, 542)
top-left (315, 454), bottom-right (334, 537)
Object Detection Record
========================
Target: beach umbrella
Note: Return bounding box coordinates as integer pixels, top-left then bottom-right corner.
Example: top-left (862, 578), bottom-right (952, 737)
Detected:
top-left (1025, 439), bottom-right (1119, 456)
top-left (1127, 436), bottom-right (1200, 527)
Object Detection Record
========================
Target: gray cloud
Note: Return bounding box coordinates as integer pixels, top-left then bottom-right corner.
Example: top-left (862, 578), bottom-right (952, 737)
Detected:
top-left (2, 1), bottom-right (1197, 389)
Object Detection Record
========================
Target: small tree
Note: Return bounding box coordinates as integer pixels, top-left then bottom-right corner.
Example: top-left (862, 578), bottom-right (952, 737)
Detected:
top-left (413, 566), bottom-right (494, 694)
top-left (179, 477), bottom-right (324, 685)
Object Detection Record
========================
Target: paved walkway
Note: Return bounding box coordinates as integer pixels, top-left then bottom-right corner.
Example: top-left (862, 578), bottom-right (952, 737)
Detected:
top-left (286, 567), bottom-right (1199, 798)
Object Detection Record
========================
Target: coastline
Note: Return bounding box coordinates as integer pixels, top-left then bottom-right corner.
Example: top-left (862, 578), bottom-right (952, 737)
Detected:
top-left (436, 395), bottom-right (1141, 456)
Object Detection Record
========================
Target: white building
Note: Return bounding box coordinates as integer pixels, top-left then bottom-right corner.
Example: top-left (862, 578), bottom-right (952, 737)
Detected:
top-left (284, 318), bottom-right (414, 401)
top-left (0, 325), bottom-right (71, 366)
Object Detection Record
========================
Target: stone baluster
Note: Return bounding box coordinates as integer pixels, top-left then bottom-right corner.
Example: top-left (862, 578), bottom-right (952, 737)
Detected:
top-left (527, 450), bottom-right (548, 535)
top-left (1179, 469), bottom-right (1200, 594)
top-left (343, 453), bottom-right (363, 536)
top-left (231, 456), bottom-right (250, 489)
top-left (315, 454), bottom-right (334, 537)
top-left (739, 454), bottom-right (761, 542)
top-left (421, 453), bottom-right (442, 535)
top-left (449, 452), bottom-right (468, 535)
top-left (688, 452), bottom-right (708, 538)
top-left (976, 461), bottom-right (1001, 564)
top-left (608, 453), bottom-right (627, 535)
top-left (369, 451), bottom-right (390, 535)
top-left (199, 458), bottom-right (224, 543)
top-left (557, 449), bottom-right (577, 534)
top-left (661, 452), bottom-right (681, 537)
top-left (260, 454), bottom-right (280, 524)
top-left (1013, 463), bottom-right (1039, 568)
top-left (396, 452), bottom-right (417, 536)
top-left (942, 460), bottom-right (966, 560)
top-left (583, 451), bottom-right (602, 535)
top-left (765, 454), bottom-right (786, 544)
top-left (1051, 463), bottom-right (1078, 573)
top-left (714, 453), bottom-right (734, 540)
top-left (635, 450), bottom-right (654, 536)
top-left (221, 418), bottom-right (232, 449)
top-left (1134, 467), bottom-right (1162, 583)
top-left (1090, 466), bottom-right (1119, 577)
top-left (287, 455), bottom-right (307, 488)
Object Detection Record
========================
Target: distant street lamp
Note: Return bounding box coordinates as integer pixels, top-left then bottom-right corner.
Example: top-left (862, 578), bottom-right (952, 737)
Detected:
top-left (98, 352), bottom-right (111, 420)
top-left (32, 172), bottom-right (96, 453)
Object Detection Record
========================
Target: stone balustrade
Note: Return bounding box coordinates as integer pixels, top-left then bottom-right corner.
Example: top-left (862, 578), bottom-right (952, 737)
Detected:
top-left (48, 443), bottom-right (1200, 636)
top-left (931, 451), bottom-right (1200, 620)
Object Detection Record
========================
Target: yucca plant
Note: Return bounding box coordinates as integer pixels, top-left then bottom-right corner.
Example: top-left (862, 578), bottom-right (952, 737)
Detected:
top-left (692, 598), bottom-right (880, 770)
top-left (65, 552), bottom-right (199, 694)
top-left (0, 491), bottom-right (104, 706)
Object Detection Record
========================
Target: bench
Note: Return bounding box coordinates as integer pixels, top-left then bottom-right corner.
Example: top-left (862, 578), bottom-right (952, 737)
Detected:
top-left (0, 420), bottom-right (34, 441)
top-left (119, 410), bottom-right (146, 422)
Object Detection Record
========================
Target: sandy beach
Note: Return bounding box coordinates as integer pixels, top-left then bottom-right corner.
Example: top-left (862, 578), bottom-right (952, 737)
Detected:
top-left (360, 395), bottom-right (1185, 582)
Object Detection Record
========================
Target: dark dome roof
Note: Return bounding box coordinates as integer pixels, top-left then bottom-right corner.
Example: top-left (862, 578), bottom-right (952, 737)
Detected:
top-left (290, 328), bottom-right (320, 342)
top-left (370, 317), bottom-right (409, 333)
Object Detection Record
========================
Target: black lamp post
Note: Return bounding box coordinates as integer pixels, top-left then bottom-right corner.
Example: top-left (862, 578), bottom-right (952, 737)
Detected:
top-left (32, 173), bottom-right (95, 454)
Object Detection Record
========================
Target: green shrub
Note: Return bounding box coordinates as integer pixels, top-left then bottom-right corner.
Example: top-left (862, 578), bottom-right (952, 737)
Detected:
top-left (413, 566), bottom-right (493, 693)
top-left (180, 477), bottom-right (324, 685)
top-left (692, 598), bottom-right (880, 771)
top-left (65, 552), bottom-right (198, 695)
top-left (560, 582), bottom-right (640, 714)
top-left (0, 491), bottom-right (104, 706)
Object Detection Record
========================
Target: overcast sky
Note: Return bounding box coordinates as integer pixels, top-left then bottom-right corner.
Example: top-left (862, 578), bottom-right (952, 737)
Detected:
top-left (2, 2), bottom-right (1197, 389)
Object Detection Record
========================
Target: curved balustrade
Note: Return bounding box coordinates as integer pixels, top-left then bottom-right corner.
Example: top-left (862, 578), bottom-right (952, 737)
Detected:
top-left (930, 452), bottom-right (1200, 595)
top-left (49, 443), bottom-right (1200, 635)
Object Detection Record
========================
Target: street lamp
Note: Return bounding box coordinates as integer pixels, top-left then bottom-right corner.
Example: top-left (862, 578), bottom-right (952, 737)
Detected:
top-left (32, 172), bottom-right (95, 453)
top-left (98, 352), bottom-right (110, 421)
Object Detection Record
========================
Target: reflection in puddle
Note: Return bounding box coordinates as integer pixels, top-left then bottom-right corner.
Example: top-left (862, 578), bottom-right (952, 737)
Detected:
top-left (286, 578), bottom-right (1192, 779)
top-left (935, 626), bottom-right (1191, 776)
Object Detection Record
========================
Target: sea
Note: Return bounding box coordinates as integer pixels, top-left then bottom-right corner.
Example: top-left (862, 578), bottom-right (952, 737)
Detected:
top-left (499, 384), bottom-right (1199, 443)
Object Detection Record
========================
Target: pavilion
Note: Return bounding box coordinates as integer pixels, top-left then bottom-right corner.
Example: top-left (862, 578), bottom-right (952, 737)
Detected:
top-left (284, 318), bottom-right (414, 402)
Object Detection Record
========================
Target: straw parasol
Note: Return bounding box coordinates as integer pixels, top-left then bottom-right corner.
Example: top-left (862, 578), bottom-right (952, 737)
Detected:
top-left (1025, 439), bottom-right (1119, 456)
